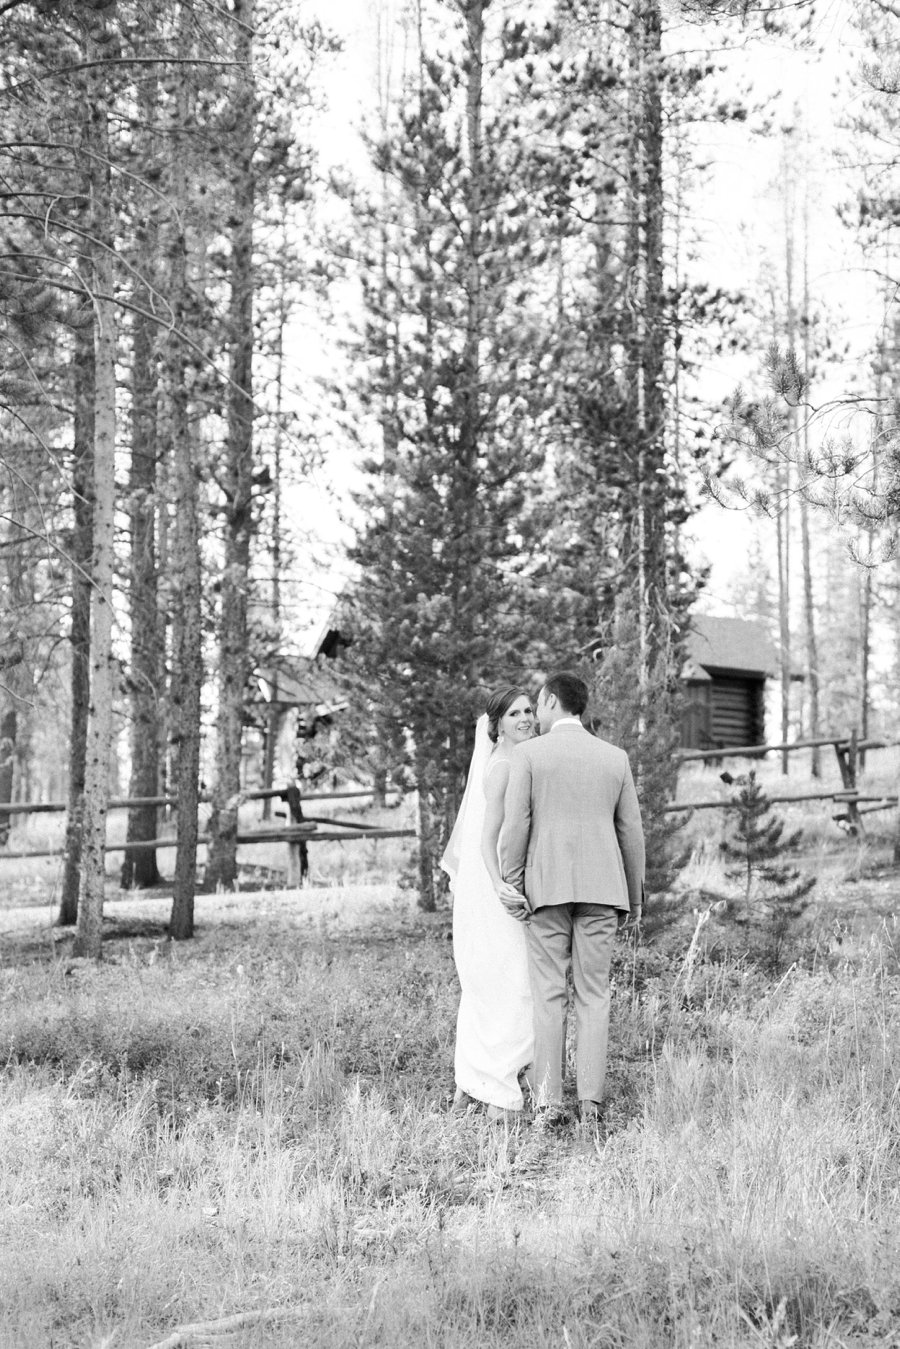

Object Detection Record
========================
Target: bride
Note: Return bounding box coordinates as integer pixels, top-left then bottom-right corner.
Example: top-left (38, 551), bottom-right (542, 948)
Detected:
top-left (440, 686), bottom-right (535, 1117)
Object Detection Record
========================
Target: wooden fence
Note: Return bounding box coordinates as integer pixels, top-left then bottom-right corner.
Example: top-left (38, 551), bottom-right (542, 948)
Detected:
top-left (667, 731), bottom-right (899, 833)
top-left (0, 783), bottom-right (416, 869)
top-left (0, 730), bottom-right (896, 868)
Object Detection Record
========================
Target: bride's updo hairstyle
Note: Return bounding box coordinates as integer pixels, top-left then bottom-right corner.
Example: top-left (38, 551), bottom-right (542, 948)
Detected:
top-left (486, 685), bottom-right (530, 744)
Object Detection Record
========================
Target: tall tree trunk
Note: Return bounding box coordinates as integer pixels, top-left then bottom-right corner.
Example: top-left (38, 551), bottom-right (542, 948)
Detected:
top-left (799, 173), bottom-right (821, 777)
top-left (74, 63), bottom-right (117, 959)
top-left (59, 319), bottom-right (94, 925)
top-left (0, 639), bottom-right (22, 847)
top-left (799, 491), bottom-right (820, 772)
top-left (205, 0), bottom-right (256, 890)
top-left (638, 0), bottom-right (666, 666)
top-left (776, 479), bottom-right (791, 775)
top-left (415, 747), bottom-right (436, 911)
top-left (859, 551), bottom-right (873, 765)
top-left (0, 572), bottom-right (28, 845)
top-left (780, 140), bottom-right (797, 777)
top-left (262, 221), bottom-right (288, 821)
top-left (444, 0), bottom-right (484, 861)
top-left (622, 0), bottom-right (667, 678)
top-left (0, 708), bottom-right (15, 837)
top-left (122, 77), bottom-right (163, 888)
top-left (367, 10), bottom-right (404, 824)
top-left (168, 1), bottom-right (203, 941)
top-left (168, 312), bottom-right (202, 938)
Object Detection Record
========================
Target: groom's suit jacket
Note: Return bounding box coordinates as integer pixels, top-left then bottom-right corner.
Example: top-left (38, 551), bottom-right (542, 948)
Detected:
top-left (500, 724), bottom-right (645, 916)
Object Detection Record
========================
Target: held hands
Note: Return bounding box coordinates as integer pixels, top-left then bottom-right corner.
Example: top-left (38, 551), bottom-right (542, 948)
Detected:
top-left (618, 909), bottom-right (642, 939)
top-left (496, 881), bottom-right (529, 923)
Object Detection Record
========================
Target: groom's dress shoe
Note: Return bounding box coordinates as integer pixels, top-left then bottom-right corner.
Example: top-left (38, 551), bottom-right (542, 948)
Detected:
top-left (533, 1105), bottom-right (568, 1133)
top-left (486, 1104), bottom-right (520, 1126)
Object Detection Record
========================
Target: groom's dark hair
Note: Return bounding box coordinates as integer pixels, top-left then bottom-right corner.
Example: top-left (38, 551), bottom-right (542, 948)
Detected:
top-left (543, 672), bottom-right (589, 717)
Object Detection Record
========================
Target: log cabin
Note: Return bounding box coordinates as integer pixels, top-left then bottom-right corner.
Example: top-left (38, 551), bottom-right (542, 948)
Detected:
top-left (681, 615), bottom-right (800, 751)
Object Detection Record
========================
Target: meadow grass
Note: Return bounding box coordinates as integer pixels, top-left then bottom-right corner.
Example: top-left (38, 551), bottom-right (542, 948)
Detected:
top-left (2, 833), bottom-right (900, 1346)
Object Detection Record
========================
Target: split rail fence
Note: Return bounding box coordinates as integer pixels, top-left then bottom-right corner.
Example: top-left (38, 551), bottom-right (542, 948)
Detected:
top-left (0, 783), bottom-right (416, 882)
top-left (667, 731), bottom-right (899, 834)
top-left (0, 730), bottom-right (896, 877)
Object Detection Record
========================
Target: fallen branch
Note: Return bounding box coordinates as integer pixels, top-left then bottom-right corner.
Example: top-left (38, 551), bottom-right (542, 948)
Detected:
top-left (143, 1304), bottom-right (310, 1349)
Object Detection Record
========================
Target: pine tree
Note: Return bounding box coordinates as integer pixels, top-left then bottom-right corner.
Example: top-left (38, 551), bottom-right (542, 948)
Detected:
top-left (716, 769), bottom-right (815, 968)
top-left (165, 0), bottom-right (204, 940)
top-left (120, 66), bottom-right (164, 890)
top-left (59, 311), bottom-right (95, 925)
top-left (348, 2), bottom-right (555, 908)
top-left (72, 2), bottom-right (119, 960)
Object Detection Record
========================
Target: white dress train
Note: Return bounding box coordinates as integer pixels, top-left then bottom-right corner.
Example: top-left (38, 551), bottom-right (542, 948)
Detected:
top-left (441, 716), bottom-right (533, 1111)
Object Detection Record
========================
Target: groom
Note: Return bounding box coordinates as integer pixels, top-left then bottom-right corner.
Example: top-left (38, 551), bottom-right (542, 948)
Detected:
top-left (499, 672), bottom-right (645, 1124)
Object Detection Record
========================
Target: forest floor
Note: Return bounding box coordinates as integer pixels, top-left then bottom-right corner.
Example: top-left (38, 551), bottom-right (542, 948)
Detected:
top-left (2, 785), bottom-right (900, 1347)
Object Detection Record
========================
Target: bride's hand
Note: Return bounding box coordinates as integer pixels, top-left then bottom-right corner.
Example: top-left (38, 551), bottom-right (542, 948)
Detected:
top-left (497, 882), bottom-right (528, 919)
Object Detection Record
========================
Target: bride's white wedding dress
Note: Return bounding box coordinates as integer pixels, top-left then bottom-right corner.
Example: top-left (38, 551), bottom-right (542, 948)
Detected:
top-left (441, 715), bottom-right (533, 1110)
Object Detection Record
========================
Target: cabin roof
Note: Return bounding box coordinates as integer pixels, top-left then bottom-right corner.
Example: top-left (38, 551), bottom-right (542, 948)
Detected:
top-left (251, 618), bottom-right (351, 711)
top-left (253, 659), bottom-right (346, 712)
top-left (684, 615), bottom-right (780, 680)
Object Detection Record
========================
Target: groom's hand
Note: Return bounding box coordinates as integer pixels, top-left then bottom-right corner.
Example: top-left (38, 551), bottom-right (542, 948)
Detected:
top-left (618, 909), bottom-right (642, 939)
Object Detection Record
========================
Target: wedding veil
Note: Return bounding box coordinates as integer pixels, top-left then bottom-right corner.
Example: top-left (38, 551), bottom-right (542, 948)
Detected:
top-left (439, 713), bottom-right (492, 893)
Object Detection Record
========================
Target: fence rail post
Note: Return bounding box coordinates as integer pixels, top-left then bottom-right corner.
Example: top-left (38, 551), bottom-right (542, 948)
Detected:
top-left (834, 728), bottom-right (862, 835)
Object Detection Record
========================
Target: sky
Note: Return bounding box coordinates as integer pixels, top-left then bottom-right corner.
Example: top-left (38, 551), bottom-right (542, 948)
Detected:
top-left (288, 0), bottom-right (884, 641)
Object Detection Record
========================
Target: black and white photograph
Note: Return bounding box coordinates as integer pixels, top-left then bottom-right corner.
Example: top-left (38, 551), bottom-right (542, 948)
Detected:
top-left (2, 0), bottom-right (899, 1343)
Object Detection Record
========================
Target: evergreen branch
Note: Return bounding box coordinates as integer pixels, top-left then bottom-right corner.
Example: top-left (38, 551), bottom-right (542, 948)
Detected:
top-left (0, 512), bottom-right (100, 597)
top-left (2, 140), bottom-right (190, 227)
top-left (4, 216), bottom-right (179, 330)
top-left (0, 268), bottom-right (319, 466)
top-left (0, 334), bottom-right (84, 496)
top-left (197, 0), bottom-right (257, 36)
top-left (0, 406), bottom-right (64, 554)
top-left (3, 56), bottom-right (244, 97)
top-left (0, 191), bottom-right (85, 201)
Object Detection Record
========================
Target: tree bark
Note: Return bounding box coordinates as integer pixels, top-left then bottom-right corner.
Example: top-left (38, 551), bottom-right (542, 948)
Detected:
top-left (0, 549), bottom-right (28, 845)
top-left (168, 0), bottom-right (203, 941)
top-left (415, 748), bottom-right (436, 912)
top-left (59, 318), bottom-right (94, 925)
top-left (122, 74), bottom-right (163, 888)
top-left (779, 141), bottom-right (797, 779)
top-left (0, 708), bottom-right (15, 845)
top-left (205, 0), bottom-right (256, 890)
top-left (74, 58), bottom-right (117, 959)
top-left (799, 492), bottom-right (820, 774)
top-left (799, 171), bottom-right (821, 778)
top-left (638, 0), bottom-right (667, 666)
top-left (262, 219), bottom-right (288, 822)
top-left (776, 481), bottom-right (791, 776)
top-left (622, 0), bottom-right (667, 677)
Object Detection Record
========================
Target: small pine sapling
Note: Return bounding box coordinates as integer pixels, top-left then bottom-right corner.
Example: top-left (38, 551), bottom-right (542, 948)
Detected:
top-left (717, 770), bottom-right (815, 966)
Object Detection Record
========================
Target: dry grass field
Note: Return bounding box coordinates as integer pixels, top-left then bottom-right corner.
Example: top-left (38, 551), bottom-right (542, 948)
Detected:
top-left (2, 761), bottom-right (900, 1347)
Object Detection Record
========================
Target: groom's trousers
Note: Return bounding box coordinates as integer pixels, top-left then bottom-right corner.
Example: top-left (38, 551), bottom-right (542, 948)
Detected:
top-left (525, 901), bottom-right (619, 1108)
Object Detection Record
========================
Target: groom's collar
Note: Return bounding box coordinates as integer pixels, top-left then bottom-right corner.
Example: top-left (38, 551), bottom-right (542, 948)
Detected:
top-left (550, 716), bottom-right (583, 731)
